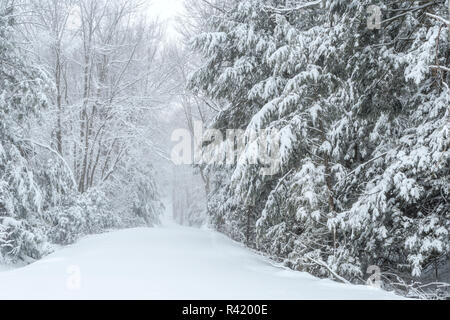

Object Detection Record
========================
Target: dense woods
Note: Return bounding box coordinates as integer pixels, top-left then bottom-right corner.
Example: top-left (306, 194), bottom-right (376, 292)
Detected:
top-left (188, 0), bottom-right (449, 297)
top-left (0, 0), bottom-right (448, 299)
top-left (0, 0), bottom-right (165, 263)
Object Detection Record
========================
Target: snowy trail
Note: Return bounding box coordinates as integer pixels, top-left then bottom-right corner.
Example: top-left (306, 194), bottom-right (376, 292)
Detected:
top-left (0, 220), bottom-right (402, 299)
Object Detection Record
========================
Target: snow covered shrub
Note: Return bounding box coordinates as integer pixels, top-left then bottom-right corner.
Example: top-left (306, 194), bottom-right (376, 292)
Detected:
top-left (46, 205), bottom-right (85, 245)
top-left (46, 188), bottom-right (118, 245)
top-left (81, 188), bottom-right (118, 233)
top-left (0, 143), bottom-right (44, 223)
top-left (0, 217), bottom-right (49, 263)
top-left (131, 180), bottom-right (163, 227)
top-left (107, 162), bottom-right (163, 228)
top-left (34, 158), bottom-right (76, 211)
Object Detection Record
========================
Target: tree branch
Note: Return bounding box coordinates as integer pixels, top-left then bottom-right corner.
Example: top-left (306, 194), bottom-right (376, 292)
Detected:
top-left (21, 139), bottom-right (77, 188)
top-left (426, 12), bottom-right (450, 27)
top-left (264, 0), bottom-right (322, 14)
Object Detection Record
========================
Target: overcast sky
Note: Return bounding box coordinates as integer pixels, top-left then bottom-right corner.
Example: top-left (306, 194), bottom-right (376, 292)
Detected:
top-left (149, 0), bottom-right (185, 38)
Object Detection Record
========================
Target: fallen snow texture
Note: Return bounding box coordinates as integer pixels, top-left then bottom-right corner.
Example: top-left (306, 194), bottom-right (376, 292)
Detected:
top-left (0, 222), bottom-right (403, 299)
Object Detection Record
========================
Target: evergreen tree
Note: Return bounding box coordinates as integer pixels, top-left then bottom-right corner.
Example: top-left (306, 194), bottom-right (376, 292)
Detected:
top-left (0, 4), bottom-right (51, 262)
top-left (190, 0), bottom-right (449, 293)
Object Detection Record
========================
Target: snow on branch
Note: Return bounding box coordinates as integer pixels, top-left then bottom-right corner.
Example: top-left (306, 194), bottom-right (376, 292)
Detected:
top-left (199, 0), bottom-right (227, 13)
top-left (380, 1), bottom-right (438, 25)
top-left (20, 139), bottom-right (78, 187)
top-left (426, 12), bottom-right (450, 28)
top-left (264, 0), bottom-right (323, 14)
top-left (430, 65), bottom-right (450, 72)
top-left (345, 152), bottom-right (389, 178)
top-left (305, 256), bottom-right (351, 284)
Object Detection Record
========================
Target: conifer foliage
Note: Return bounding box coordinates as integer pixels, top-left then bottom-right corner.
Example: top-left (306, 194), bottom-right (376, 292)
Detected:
top-left (190, 0), bottom-right (449, 293)
top-left (0, 5), bottom-right (51, 262)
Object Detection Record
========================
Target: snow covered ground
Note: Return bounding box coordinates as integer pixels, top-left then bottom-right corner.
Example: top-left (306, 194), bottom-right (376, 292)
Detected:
top-left (0, 219), bottom-right (403, 300)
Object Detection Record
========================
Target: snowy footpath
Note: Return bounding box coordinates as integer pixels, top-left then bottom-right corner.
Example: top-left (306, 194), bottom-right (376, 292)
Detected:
top-left (0, 220), bottom-right (403, 299)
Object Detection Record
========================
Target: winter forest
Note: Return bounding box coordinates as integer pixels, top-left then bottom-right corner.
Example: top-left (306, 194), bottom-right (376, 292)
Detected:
top-left (0, 0), bottom-right (449, 300)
